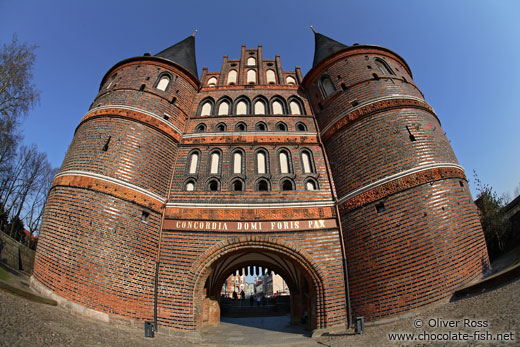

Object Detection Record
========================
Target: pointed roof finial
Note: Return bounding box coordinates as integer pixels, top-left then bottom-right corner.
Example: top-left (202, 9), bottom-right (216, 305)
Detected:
top-left (192, 29), bottom-right (198, 37)
top-left (310, 25), bottom-right (317, 34)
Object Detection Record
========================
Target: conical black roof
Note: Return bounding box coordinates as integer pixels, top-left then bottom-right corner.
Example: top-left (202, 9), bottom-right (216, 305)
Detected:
top-left (312, 32), bottom-right (349, 67)
top-left (155, 35), bottom-right (198, 80)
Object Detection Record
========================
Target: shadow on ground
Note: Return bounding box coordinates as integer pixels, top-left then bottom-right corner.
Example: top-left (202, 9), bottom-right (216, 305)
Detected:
top-left (201, 315), bottom-right (318, 346)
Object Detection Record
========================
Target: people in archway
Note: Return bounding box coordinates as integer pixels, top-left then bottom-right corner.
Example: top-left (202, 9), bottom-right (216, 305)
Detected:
top-left (256, 295), bottom-right (261, 306)
top-left (232, 291), bottom-right (238, 300)
top-left (240, 289), bottom-right (245, 300)
top-left (249, 294), bottom-right (254, 306)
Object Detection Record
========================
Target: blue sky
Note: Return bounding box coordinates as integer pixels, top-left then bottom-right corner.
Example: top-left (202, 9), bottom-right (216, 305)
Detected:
top-left (1, 0), bottom-right (519, 199)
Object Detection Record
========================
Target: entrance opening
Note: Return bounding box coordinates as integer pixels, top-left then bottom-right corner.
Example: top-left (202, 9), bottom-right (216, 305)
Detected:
top-left (198, 247), bottom-right (319, 334)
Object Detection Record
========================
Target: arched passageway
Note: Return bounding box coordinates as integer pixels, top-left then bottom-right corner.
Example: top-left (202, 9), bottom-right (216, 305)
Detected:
top-left (192, 243), bottom-right (326, 331)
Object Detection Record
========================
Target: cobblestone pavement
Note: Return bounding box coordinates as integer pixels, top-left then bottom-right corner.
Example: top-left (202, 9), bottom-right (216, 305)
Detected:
top-left (1, 278), bottom-right (519, 346)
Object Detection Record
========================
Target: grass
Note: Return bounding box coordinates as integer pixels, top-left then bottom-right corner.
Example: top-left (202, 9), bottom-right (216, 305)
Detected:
top-left (0, 266), bottom-right (9, 281)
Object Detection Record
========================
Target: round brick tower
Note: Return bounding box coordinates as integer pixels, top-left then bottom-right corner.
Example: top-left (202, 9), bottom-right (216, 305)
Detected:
top-left (32, 35), bottom-right (199, 322)
top-left (302, 31), bottom-right (489, 320)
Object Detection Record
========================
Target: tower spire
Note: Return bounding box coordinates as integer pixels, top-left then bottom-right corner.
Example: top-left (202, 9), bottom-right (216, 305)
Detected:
top-left (310, 25), bottom-right (317, 34)
top-left (155, 34), bottom-right (199, 80)
top-left (311, 30), bottom-right (349, 67)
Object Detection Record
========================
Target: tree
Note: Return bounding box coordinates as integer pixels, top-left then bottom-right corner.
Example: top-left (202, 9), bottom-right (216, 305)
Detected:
top-left (0, 34), bottom-right (40, 171)
top-left (473, 171), bottom-right (512, 259)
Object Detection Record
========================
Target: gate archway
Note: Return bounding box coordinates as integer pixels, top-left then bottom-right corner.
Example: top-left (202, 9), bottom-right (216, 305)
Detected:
top-left (190, 237), bottom-right (327, 331)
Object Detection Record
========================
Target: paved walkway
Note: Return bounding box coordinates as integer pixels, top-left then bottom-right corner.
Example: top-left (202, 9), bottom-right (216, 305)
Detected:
top-left (201, 316), bottom-right (318, 346)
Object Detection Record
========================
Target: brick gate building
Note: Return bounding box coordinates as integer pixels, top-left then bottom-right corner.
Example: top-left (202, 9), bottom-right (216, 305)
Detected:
top-left (32, 31), bottom-right (489, 335)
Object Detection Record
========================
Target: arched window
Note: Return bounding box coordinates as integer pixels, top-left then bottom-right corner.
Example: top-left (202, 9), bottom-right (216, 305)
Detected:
top-left (375, 58), bottom-right (394, 75)
top-left (296, 122), bottom-right (307, 132)
top-left (272, 100), bottom-right (283, 115)
top-left (200, 101), bottom-right (212, 116)
top-left (216, 123), bottom-right (226, 132)
top-left (255, 122), bottom-right (267, 131)
top-left (207, 77), bottom-right (217, 86)
top-left (218, 101), bottom-right (230, 115)
top-left (156, 75), bottom-right (171, 91)
top-left (207, 179), bottom-right (220, 192)
top-left (286, 76), bottom-right (296, 85)
top-left (320, 75), bottom-right (335, 97)
top-left (231, 179), bottom-right (244, 192)
top-left (185, 180), bottom-right (196, 192)
top-left (289, 101), bottom-right (301, 115)
top-left (256, 150), bottom-right (268, 174)
top-left (301, 150), bottom-right (314, 173)
top-left (254, 100), bottom-right (266, 115)
top-left (305, 178), bottom-right (318, 191)
top-left (256, 178), bottom-right (270, 191)
top-left (279, 150), bottom-right (291, 174)
top-left (195, 123), bottom-right (206, 133)
top-left (247, 70), bottom-right (256, 84)
top-left (280, 178), bottom-right (295, 191)
top-left (235, 122), bottom-right (247, 132)
top-left (233, 151), bottom-right (243, 174)
top-left (236, 100), bottom-right (247, 115)
top-left (247, 57), bottom-right (256, 66)
top-left (210, 152), bottom-right (220, 174)
top-left (275, 122), bottom-right (287, 131)
top-left (188, 152), bottom-right (199, 174)
top-left (227, 70), bottom-right (237, 85)
top-left (266, 70), bottom-right (276, 84)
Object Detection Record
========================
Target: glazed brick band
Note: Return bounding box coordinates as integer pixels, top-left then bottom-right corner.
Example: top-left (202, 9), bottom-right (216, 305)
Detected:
top-left (339, 166), bottom-right (466, 212)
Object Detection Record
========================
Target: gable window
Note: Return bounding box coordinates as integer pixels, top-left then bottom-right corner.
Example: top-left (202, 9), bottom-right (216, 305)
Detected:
top-left (296, 122), bottom-right (307, 132)
top-left (156, 75), bottom-right (171, 91)
top-left (286, 76), bottom-right (296, 85)
top-left (216, 123), bottom-right (226, 132)
top-left (305, 178), bottom-right (318, 191)
top-left (235, 122), bottom-right (247, 132)
top-left (195, 123), bottom-right (206, 133)
top-left (207, 77), bottom-right (217, 86)
top-left (247, 57), bottom-right (256, 66)
top-left (207, 179), bottom-right (220, 191)
top-left (256, 178), bottom-right (270, 191)
top-left (247, 69), bottom-right (256, 84)
top-left (232, 179), bottom-right (244, 192)
top-left (227, 70), bottom-right (237, 85)
top-left (281, 178), bottom-right (295, 191)
top-left (266, 70), bottom-right (276, 84)
top-left (275, 122), bottom-right (287, 131)
top-left (185, 180), bottom-right (196, 191)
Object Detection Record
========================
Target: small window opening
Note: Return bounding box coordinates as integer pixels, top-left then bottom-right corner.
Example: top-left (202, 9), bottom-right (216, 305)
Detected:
top-left (318, 103), bottom-right (323, 111)
top-left (372, 73), bottom-right (379, 80)
top-left (139, 84), bottom-right (145, 91)
top-left (351, 100), bottom-right (359, 107)
top-left (367, 65), bottom-right (372, 69)
top-left (296, 123), bottom-right (307, 132)
top-left (195, 124), bottom-right (206, 133)
top-left (459, 181), bottom-right (464, 187)
top-left (170, 97), bottom-right (176, 104)
top-left (405, 125), bottom-right (416, 142)
top-left (163, 115), bottom-right (170, 121)
top-left (375, 202), bottom-right (385, 213)
top-left (141, 211), bottom-right (150, 222)
top-left (337, 75), bottom-right (341, 80)
top-left (216, 123), bottom-right (226, 132)
top-left (281, 180), bottom-right (294, 191)
top-left (236, 123), bottom-right (246, 132)
top-left (208, 180), bottom-right (219, 191)
top-left (341, 83), bottom-right (347, 91)
top-left (257, 179), bottom-right (269, 191)
top-left (402, 76), bottom-right (408, 83)
top-left (232, 180), bottom-right (243, 192)
top-left (276, 122), bottom-right (287, 131)
top-left (102, 136), bottom-right (111, 151)
top-left (256, 122), bottom-right (267, 131)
